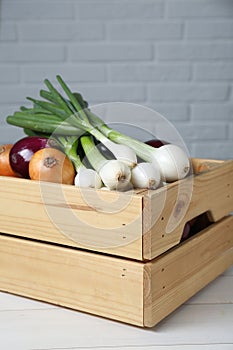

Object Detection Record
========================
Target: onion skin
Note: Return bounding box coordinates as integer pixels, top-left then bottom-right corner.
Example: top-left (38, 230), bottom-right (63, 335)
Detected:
top-left (29, 148), bottom-right (75, 185)
top-left (9, 136), bottom-right (57, 178)
top-left (0, 144), bottom-right (18, 177)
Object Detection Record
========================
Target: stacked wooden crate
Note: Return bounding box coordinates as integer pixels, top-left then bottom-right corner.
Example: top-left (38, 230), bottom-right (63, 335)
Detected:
top-left (0, 158), bottom-right (232, 327)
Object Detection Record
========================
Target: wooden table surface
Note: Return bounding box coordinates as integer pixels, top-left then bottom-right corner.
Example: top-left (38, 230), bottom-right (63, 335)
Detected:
top-left (0, 265), bottom-right (232, 350)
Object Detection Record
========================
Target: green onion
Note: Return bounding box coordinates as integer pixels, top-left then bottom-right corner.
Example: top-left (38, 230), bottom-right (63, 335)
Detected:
top-left (27, 97), bottom-right (69, 120)
top-left (54, 77), bottom-right (137, 168)
top-left (86, 111), bottom-right (190, 182)
top-left (6, 74), bottom-right (190, 186)
top-left (56, 75), bottom-right (88, 122)
top-left (80, 135), bottom-right (108, 172)
top-left (55, 136), bottom-right (82, 172)
top-left (7, 113), bottom-right (83, 136)
top-left (44, 78), bottom-right (75, 115)
top-left (80, 135), bottom-right (131, 190)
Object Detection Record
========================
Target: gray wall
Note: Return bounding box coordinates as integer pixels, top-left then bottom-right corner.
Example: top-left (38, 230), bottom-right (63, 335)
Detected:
top-left (0, 0), bottom-right (232, 159)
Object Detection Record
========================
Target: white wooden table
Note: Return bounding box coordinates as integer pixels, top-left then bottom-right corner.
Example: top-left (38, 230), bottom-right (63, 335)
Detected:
top-left (0, 265), bottom-right (232, 350)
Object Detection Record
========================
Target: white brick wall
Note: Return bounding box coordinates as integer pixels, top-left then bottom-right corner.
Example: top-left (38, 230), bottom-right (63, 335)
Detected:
top-left (0, 0), bottom-right (232, 159)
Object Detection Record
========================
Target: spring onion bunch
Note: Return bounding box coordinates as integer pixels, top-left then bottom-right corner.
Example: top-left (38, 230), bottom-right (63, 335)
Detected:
top-left (7, 75), bottom-right (190, 190)
top-left (84, 111), bottom-right (190, 183)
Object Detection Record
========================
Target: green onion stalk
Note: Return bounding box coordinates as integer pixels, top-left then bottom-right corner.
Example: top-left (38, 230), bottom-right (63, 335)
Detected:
top-left (6, 75), bottom-right (190, 185)
top-left (80, 105), bottom-right (190, 183)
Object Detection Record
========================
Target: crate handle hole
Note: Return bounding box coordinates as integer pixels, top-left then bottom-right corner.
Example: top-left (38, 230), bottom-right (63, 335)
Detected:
top-left (180, 211), bottom-right (212, 243)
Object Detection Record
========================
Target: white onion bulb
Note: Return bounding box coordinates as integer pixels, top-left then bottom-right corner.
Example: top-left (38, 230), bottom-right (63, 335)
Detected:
top-left (131, 162), bottom-right (161, 190)
top-left (75, 167), bottom-right (102, 189)
top-left (153, 144), bottom-right (190, 182)
top-left (99, 159), bottom-right (131, 190)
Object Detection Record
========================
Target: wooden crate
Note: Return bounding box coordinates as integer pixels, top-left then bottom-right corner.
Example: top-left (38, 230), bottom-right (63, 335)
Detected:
top-left (0, 158), bottom-right (232, 261)
top-left (0, 216), bottom-right (232, 327)
top-left (0, 158), bottom-right (233, 327)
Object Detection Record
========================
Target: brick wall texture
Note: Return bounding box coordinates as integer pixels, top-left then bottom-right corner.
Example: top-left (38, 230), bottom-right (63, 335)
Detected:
top-left (0, 0), bottom-right (232, 159)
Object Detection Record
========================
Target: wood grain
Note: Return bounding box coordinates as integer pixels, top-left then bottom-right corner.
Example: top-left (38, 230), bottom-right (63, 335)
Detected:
top-left (0, 176), bottom-right (143, 260)
top-left (143, 159), bottom-right (233, 260)
top-left (0, 234), bottom-right (144, 326)
top-left (0, 158), bottom-right (232, 263)
top-left (143, 216), bottom-right (233, 327)
top-left (0, 216), bottom-right (232, 327)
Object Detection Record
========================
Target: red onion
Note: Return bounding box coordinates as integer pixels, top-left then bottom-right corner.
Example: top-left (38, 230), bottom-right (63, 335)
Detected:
top-left (9, 136), bottom-right (57, 178)
top-left (145, 139), bottom-right (168, 148)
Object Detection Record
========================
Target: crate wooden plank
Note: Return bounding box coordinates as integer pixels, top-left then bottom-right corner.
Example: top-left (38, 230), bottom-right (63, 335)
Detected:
top-left (191, 158), bottom-right (224, 174)
top-left (0, 176), bottom-right (143, 260)
top-left (143, 216), bottom-right (233, 327)
top-left (143, 159), bottom-right (233, 260)
top-left (0, 233), bottom-right (144, 327)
